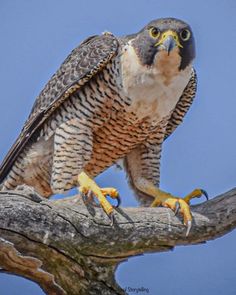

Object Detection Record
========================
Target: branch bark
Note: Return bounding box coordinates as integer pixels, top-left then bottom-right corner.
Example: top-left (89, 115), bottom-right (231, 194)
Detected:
top-left (0, 185), bottom-right (235, 295)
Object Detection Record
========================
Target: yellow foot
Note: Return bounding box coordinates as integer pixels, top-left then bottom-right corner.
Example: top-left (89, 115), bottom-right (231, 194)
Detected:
top-left (151, 188), bottom-right (208, 236)
top-left (78, 172), bottom-right (120, 225)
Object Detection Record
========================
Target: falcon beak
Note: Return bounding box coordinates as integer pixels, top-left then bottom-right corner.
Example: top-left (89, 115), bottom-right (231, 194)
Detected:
top-left (162, 35), bottom-right (176, 55)
top-left (155, 30), bottom-right (183, 55)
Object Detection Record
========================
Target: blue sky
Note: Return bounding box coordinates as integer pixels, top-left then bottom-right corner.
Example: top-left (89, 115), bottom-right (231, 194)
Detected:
top-left (0, 0), bottom-right (236, 294)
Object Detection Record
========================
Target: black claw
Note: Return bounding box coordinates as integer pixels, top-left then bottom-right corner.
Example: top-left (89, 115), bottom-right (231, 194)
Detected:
top-left (174, 201), bottom-right (180, 215)
top-left (109, 212), bottom-right (115, 226)
top-left (87, 190), bottom-right (93, 200)
top-left (186, 220), bottom-right (192, 237)
top-left (81, 192), bottom-right (87, 203)
top-left (113, 194), bottom-right (121, 208)
top-left (201, 189), bottom-right (209, 201)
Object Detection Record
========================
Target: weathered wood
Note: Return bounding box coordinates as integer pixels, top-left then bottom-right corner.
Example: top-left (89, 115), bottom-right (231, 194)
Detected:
top-left (0, 185), bottom-right (235, 294)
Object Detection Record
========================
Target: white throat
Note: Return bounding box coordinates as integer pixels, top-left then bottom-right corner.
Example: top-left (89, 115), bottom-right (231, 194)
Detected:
top-left (120, 41), bottom-right (192, 122)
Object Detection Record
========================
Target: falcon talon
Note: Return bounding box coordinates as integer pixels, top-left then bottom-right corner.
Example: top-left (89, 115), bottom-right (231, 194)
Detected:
top-left (109, 212), bottom-right (115, 226)
top-left (81, 192), bottom-right (88, 204)
top-left (174, 201), bottom-right (180, 215)
top-left (186, 220), bottom-right (192, 237)
top-left (201, 189), bottom-right (209, 201)
top-left (113, 194), bottom-right (121, 208)
top-left (87, 190), bottom-right (94, 202)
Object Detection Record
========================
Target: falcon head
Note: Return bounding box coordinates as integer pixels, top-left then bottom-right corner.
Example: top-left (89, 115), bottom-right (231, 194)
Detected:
top-left (131, 18), bottom-right (195, 70)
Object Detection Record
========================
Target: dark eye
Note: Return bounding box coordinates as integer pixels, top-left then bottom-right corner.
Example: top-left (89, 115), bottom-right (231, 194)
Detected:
top-left (149, 27), bottom-right (160, 38)
top-left (180, 29), bottom-right (191, 41)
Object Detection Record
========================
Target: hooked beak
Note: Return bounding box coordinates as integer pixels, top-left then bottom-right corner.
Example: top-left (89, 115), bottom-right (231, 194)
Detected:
top-left (155, 30), bottom-right (183, 55)
top-left (162, 35), bottom-right (176, 55)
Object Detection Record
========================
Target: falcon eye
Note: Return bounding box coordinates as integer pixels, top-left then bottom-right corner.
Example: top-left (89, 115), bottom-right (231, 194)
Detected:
top-left (149, 27), bottom-right (160, 39)
top-left (180, 29), bottom-right (191, 41)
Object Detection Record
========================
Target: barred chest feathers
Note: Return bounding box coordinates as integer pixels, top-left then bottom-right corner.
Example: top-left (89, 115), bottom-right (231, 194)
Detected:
top-left (120, 41), bottom-right (192, 122)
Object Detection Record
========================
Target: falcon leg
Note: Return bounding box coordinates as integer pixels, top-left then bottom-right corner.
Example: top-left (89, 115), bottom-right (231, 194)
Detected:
top-left (78, 172), bottom-right (120, 223)
top-left (124, 145), bottom-right (208, 236)
top-left (52, 119), bottom-right (121, 221)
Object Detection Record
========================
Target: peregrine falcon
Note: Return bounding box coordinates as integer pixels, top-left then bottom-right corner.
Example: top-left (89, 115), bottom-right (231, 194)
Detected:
top-left (0, 18), bottom-right (207, 234)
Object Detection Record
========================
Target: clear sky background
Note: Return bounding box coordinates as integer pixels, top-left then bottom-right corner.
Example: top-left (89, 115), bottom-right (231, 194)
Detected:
top-left (0, 0), bottom-right (236, 294)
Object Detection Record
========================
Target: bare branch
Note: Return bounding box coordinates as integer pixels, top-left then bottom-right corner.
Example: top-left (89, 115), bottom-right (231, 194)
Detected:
top-left (0, 186), bottom-right (235, 294)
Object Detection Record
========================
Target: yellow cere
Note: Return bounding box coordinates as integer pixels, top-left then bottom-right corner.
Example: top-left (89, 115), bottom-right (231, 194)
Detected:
top-left (155, 30), bottom-right (183, 48)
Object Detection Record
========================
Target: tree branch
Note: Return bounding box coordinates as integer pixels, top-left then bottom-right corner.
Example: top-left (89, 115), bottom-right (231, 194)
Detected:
top-left (0, 186), bottom-right (235, 295)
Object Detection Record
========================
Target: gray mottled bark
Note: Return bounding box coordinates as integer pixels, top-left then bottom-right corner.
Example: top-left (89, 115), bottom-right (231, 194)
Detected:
top-left (0, 185), bottom-right (235, 295)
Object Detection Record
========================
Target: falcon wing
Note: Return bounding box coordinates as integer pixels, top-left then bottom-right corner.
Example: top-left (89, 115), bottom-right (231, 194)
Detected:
top-left (0, 33), bottom-right (119, 183)
top-left (164, 68), bottom-right (197, 140)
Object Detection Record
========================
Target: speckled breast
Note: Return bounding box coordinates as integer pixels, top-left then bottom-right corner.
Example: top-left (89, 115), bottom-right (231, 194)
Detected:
top-left (84, 111), bottom-right (170, 176)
